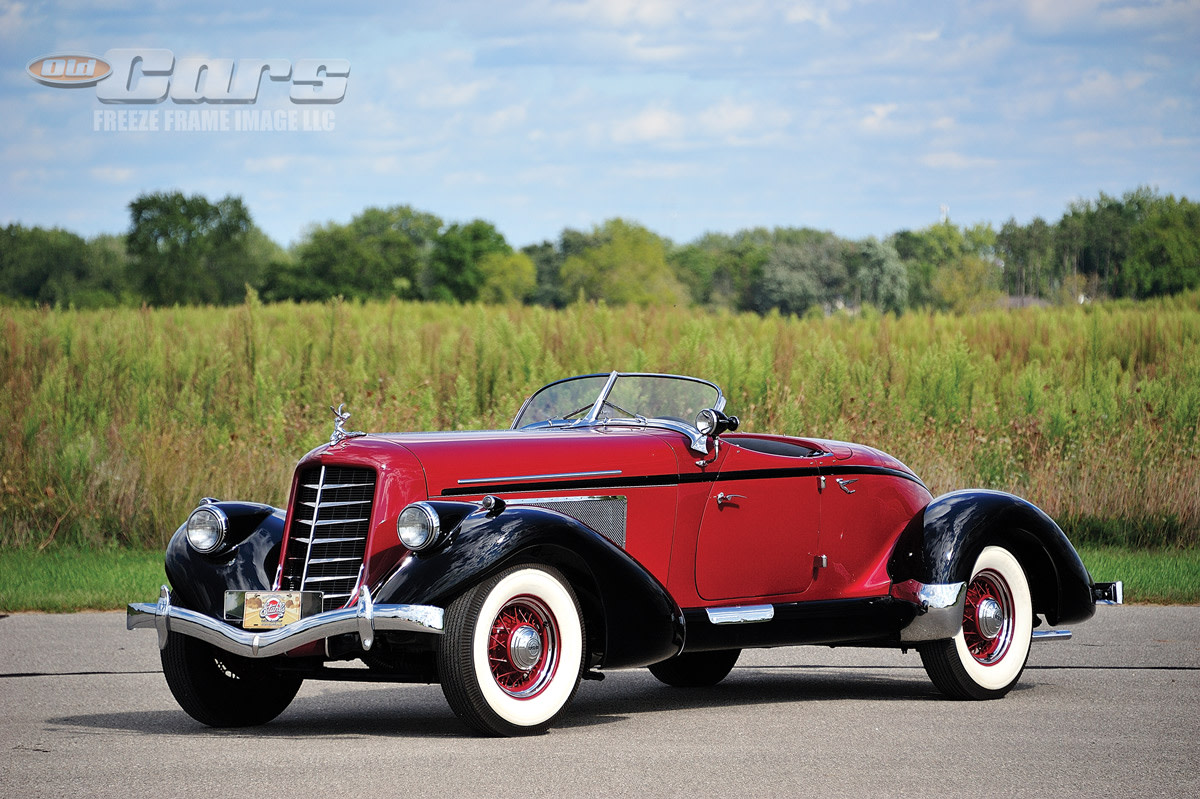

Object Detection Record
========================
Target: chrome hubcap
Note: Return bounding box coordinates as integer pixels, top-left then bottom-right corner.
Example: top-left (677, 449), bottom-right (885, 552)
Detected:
top-left (508, 625), bottom-right (543, 672)
top-left (977, 598), bottom-right (1004, 640)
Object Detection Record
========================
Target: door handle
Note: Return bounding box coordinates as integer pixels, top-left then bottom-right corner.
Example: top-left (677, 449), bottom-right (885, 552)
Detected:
top-left (715, 492), bottom-right (745, 507)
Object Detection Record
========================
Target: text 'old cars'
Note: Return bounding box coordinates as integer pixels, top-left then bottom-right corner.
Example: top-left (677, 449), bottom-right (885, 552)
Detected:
top-left (129, 371), bottom-right (1122, 735)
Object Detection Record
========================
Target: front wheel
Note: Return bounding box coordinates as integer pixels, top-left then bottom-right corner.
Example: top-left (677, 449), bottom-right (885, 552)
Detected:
top-left (918, 545), bottom-right (1033, 700)
top-left (438, 565), bottom-right (585, 736)
top-left (649, 649), bottom-right (741, 687)
top-left (160, 633), bottom-right (303, 727)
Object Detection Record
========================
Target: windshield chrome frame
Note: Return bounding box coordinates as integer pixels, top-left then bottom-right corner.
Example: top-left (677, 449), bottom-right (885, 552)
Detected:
top-left (511, 371), bottom-right (726, 455)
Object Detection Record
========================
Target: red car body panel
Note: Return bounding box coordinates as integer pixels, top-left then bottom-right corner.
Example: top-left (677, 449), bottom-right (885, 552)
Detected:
top-left (280, 426), bottom-right (930, 614)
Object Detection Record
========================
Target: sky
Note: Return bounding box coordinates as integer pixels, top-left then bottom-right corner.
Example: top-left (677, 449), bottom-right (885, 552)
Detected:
top-left (2, 0), bottom-right (1198, 250)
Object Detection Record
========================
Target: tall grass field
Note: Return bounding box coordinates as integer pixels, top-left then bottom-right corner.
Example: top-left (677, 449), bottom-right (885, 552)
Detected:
top-left (2, 292), bottom-right (1197, 563)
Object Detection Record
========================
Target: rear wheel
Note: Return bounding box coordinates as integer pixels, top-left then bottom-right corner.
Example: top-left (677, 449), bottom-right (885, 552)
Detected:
top-left (649, 649), bottom-right (741, 687)
top-left (919, 545), bottom-right (1033, 700)
top-left (160, 634), bottom-right (302, 727)
top-left (438, 565), bottom-right (585, 736)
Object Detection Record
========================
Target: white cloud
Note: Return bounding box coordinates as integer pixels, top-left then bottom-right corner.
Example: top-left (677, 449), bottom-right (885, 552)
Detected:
top-left (1019, 0), bottom-right (1200, 34)
top-left (786, 2), bottom-right (833, 28)
top-left (550, 0), bottom-right (684, 28)
top-left (244, 156), bottom-right (295, 174)
top-left (88, 166), bottom-right (132, 182)
top-left (611, 106), bottom-right (686, 143)
top-left (920, 151), bottom-right (999, 170)
top-left (613, 160), bottom-right (709, 179)
top-left (861, 103), bottom-right (898, 132)
top-left (697, 99), bottom-right (758, 137)
top-left (473, 104), bottom-right (528, 136)
top-left (1065, 69), bottom-right (1151, 105)
top-left (416, 78), bottom-right (495, 109)
top-left (0, 1), bottom-right (29, 41)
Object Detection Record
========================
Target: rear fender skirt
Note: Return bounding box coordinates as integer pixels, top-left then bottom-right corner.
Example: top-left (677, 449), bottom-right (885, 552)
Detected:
top-left (888, 489), bottom-right (1095, 626)
top-left (163, 502), bottom-right (285, 616)
top-left (373, 504), bottom-right (685, 669)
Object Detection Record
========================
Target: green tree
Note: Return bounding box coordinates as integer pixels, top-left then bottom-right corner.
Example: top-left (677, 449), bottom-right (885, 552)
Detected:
top-left (933, 255), bottom-right (1003, 313)
top-left (754, 229), bottom-right (848, 315)
top-left (560, 218), bottom-right (687, 305)
top-left (126, 192), bottom-right (265, 305)
top-left (265, 205), bottom-right (441, 302)
top-left (523, 241), bottom-right (566, 308)
top-left (1122, 193), bottom-right (1200, 297)
top-left (0, 224), bottom-right (90, 304)
top-left (478, 251), bottom-right (537, 303)
top-left (669, 231), bottom-right (770, 311)
top-left (893, 220), bottom-right (996, 310)
top-left (849, 237), bottom-right (908, 313)
top-left (422, 219), bottom-right (511, 302)
top-left (997, 217), bottom-right (1054, 301)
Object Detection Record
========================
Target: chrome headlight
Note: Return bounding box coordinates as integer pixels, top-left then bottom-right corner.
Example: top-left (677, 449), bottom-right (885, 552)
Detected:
top-left (186, 506), bottom-right (229, 554)
top-left (397, 502), bottom-right (441, 552)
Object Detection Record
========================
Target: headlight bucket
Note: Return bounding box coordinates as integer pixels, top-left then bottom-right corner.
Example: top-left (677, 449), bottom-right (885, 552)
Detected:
top-left (397, 502), bottom-right (441, 552)
top-left (186, 505), bottom-right (229, 554)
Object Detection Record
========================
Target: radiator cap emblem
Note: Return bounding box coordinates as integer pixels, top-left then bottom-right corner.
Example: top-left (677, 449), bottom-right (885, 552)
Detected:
top-left (329, 404), bottom-right (365, 446)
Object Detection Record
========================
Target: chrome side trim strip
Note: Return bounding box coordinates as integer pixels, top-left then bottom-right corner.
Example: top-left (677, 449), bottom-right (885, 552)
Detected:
top-left (892, 579), bottom-right (968, 642)
top-left (706, 605), bottom-right (775, 625)
top-left (458, 469), bottom-right (622, 486)
top-left (506, 495), bottom-right (623, 505)
top-left (128, 585), bottom-right (443, 658)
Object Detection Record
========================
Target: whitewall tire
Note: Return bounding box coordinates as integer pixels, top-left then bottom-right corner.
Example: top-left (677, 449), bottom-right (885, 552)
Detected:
top-left (438, 565), bottom-right (584, 736)
top-left (919, 545), bottom-right (1033, 700)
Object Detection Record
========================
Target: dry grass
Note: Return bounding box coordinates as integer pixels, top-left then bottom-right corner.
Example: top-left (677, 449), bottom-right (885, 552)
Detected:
top-left (1, 291), bottom-right (1197, 550)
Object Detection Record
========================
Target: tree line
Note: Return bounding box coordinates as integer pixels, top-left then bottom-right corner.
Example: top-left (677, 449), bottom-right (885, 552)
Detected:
top-left (2, 186), bottom-right (1197, 314)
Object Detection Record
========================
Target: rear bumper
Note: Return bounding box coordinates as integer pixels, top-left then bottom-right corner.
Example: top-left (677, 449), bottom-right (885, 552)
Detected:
top-left (1093, 581), bottom-right (1124, 605)
top-left (127, 585), bottom-right (443, 659)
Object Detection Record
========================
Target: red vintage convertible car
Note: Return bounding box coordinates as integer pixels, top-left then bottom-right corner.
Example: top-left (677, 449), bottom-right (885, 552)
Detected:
top-left (129, 371), bottom-right (1121, 735)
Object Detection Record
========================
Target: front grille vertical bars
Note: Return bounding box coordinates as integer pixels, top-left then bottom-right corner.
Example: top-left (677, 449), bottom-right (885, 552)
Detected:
top-left (298, 464), bottom-right (327, 590)
top-left (281, 465), bottom-right (376, 613)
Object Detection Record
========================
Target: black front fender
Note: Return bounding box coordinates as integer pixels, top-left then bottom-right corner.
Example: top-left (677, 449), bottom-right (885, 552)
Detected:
top-left (888, 490), bottom-right (1095, 626)
top-left (163, 501), bottom-right (285, 617)
top-left (374, 504), bottom-right (685, 670)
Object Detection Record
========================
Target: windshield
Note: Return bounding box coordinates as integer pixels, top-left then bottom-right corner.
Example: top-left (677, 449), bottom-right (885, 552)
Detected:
top-left (512, 372), bottom-right (723, 429)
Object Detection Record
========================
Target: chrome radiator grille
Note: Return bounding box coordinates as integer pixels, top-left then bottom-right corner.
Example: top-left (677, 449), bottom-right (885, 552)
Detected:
top-left (280, 465), bottom-right (376, 612)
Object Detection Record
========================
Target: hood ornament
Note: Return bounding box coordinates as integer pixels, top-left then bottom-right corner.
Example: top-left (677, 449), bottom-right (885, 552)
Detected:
top-left (329, 404), bottom-right (366, 446)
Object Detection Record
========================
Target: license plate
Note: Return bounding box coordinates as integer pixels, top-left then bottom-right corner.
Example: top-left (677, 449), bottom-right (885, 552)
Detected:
top-left (241, 591), bottom-right (304, 629)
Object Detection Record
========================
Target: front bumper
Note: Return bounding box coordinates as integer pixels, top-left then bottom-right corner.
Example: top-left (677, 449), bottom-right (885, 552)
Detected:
top-left (127, 585), bottom-right (444, 658)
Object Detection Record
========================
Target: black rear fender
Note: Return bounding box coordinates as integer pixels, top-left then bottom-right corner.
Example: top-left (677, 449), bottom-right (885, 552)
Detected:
top-left (888, 489), bottom-right (1095, 626)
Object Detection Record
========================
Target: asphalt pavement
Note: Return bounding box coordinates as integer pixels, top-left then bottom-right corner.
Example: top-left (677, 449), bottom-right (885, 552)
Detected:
top-left (1, 605), bottom-right (1196, 798)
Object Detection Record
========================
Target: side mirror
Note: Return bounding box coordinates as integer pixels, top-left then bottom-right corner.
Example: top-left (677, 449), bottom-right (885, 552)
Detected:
top-left (695, 408), bottom-right (740, 438)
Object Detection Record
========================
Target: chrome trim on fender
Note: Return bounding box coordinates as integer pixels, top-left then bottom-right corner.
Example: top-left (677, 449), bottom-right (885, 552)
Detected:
top-left (892, 579), bottom-right (968, 642)
top-left (457, 469), bottom-right (622, 485)
top-left (706, 605), bottom-right (775, 625)
top-left (127, 584), bottom-right (443, 658)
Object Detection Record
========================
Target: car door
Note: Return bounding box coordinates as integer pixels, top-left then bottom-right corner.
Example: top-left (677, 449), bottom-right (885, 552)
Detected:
top-left (693, 444), bottom-right (824, 601)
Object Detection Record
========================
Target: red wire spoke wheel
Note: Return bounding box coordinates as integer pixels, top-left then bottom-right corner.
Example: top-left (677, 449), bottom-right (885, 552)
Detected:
top-left (486, 595), bottom-right (559, 698)
top-left (439, 565), bottom-right (584, 736)
top-left (919, 545), bottom-right (1033, 700)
